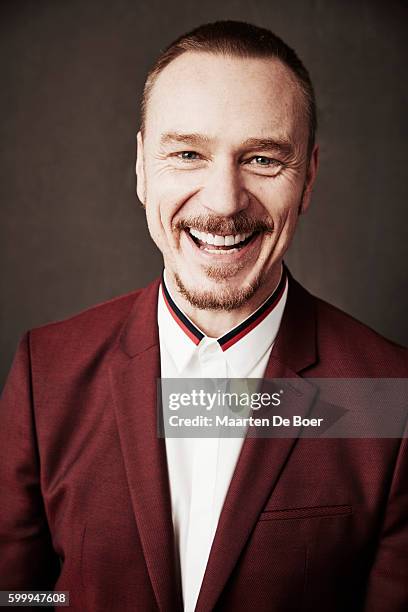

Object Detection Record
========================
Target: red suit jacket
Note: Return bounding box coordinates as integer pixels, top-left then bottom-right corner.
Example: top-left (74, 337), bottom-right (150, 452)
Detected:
top-left (1, 273), bottom-right (407, 611)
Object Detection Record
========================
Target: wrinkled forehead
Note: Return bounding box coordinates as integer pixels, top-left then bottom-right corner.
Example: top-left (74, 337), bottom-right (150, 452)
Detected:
top-left (143, 51), bottom-right (309, 149)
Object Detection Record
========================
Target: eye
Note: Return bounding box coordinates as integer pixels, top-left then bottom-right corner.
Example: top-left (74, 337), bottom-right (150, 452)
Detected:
top-left (249, 156), bottom-right (280, 167)
top-left (244, 155), bottom-right (284, 176)
top-left (177, 151), bottom-right (200, 161)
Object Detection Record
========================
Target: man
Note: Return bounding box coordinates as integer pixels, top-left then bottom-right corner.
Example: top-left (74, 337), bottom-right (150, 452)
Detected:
top-left (0, 20), bottom-right (407, 612)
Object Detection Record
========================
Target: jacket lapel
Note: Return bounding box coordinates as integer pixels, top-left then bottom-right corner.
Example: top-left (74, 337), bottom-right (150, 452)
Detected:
top-left (195, 273), bottom-right (319, 612)
top-left (109, 278), bottom-right (182, 612)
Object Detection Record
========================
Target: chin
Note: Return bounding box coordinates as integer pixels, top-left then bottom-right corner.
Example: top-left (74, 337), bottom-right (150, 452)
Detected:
top-left (173, 270), bottom-right (262, 312)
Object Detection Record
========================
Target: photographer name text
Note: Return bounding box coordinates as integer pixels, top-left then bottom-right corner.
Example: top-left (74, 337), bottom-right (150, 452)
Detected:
top-left (167, 415), bottom-right (324, 428)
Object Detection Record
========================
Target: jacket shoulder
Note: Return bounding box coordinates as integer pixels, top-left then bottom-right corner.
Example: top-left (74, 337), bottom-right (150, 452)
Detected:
top-left (314, 294), bottom-right (408, 376)
top-left (31, 289), bottom-right (140, 339)
top-left (27, 284), bottom-right (155, 371)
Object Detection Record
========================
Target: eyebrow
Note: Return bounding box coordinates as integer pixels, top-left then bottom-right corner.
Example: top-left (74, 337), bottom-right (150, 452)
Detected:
top-left (160, 132), bottom-right (211, 147)
top-left (240, 137), bottom-right (294, 157)
top-left (159, 132), bottom-right (294, 156)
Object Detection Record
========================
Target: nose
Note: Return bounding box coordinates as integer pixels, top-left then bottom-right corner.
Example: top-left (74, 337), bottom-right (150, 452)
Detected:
top-left (200, 158), bottom-right (249, 217)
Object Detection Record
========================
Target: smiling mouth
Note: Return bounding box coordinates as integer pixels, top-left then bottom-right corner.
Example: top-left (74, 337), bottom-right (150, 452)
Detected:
top-left (187, 227), bottom-right (259, 253)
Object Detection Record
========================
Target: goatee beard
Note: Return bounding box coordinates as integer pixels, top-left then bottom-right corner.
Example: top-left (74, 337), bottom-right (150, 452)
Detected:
top-left (173, 271), bottom-right (263, 312)
top-left (171, 211), bottom-right (274, 311)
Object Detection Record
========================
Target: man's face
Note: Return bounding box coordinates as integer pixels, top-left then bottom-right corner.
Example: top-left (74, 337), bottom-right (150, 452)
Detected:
top-left (137, 52), bottom-right (318, 311)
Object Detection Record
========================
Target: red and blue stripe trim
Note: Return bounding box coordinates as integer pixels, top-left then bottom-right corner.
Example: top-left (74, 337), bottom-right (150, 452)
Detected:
top-left (161, 267), bottom-right (287, 351)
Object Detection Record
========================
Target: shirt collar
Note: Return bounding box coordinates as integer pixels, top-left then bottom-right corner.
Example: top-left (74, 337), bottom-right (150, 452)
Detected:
top-left (158, 266), bottom-right (288, 376)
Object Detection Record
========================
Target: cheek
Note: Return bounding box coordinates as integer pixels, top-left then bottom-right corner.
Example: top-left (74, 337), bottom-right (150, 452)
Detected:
top-left (258, 197), bottom-right (295, 230)
top-left (255, 179), bottom-right (303, 221)
top-left (145, 190), bottom-right (182, 253)
top-left (146, 171), bottom-right (193, 227)
top-left (145, 180), bottom-right (172, 231)
top-left (145, 206), bottom-right (162, 250)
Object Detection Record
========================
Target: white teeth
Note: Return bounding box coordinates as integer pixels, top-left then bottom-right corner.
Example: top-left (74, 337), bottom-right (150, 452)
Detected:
top-left (203, 247), bottom-right (238, 254)
top-left (189, 228), bottom-right (202, 239)
top-left (213, 235), bottom-right (225, 246)
top-left (188, 228), bottom-right (253, 247)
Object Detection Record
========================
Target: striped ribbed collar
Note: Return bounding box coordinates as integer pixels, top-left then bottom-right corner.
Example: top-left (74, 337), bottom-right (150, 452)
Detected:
top-left (160, 266), bottom-right (287, 352)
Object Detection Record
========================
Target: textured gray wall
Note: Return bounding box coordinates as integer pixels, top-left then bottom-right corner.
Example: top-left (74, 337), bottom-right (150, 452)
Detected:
top-left (1, 0), bottom-right (407, 388)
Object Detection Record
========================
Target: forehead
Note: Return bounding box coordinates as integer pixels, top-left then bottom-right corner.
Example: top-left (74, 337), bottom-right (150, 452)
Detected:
top-left (144, 52), bottom-right (308, 146)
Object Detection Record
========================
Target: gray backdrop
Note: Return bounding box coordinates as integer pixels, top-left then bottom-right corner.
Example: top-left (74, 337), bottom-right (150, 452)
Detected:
top-left (1, 0), bottom-right (407, 389)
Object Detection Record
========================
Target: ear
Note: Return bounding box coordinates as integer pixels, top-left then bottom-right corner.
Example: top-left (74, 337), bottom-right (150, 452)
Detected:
top-left (299, 143), bottom-right (319, 215)
top-left (136, 131), bottom-right (146, 207)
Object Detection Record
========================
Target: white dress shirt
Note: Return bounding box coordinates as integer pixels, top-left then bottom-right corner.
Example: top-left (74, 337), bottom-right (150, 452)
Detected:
top-left (158, 268), bottom-right (288, 612)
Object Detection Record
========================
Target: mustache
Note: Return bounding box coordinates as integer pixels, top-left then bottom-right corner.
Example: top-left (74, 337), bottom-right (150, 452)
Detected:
top-left (174, 212), bottom-right (274, 235)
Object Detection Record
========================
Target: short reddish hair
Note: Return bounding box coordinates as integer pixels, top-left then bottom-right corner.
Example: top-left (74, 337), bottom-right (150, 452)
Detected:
top-left (141, 20), bottom-right (317, 157)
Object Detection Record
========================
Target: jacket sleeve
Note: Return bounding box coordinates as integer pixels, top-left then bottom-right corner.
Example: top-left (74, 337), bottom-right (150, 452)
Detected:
top-left (0, 333), bottom-right (60, 589)
top-left (363, 433), bottom-right (408, 611)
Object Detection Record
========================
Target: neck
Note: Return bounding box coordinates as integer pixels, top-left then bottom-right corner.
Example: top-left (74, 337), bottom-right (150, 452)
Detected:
top-left (164, 263), bottom-right (283, 338)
